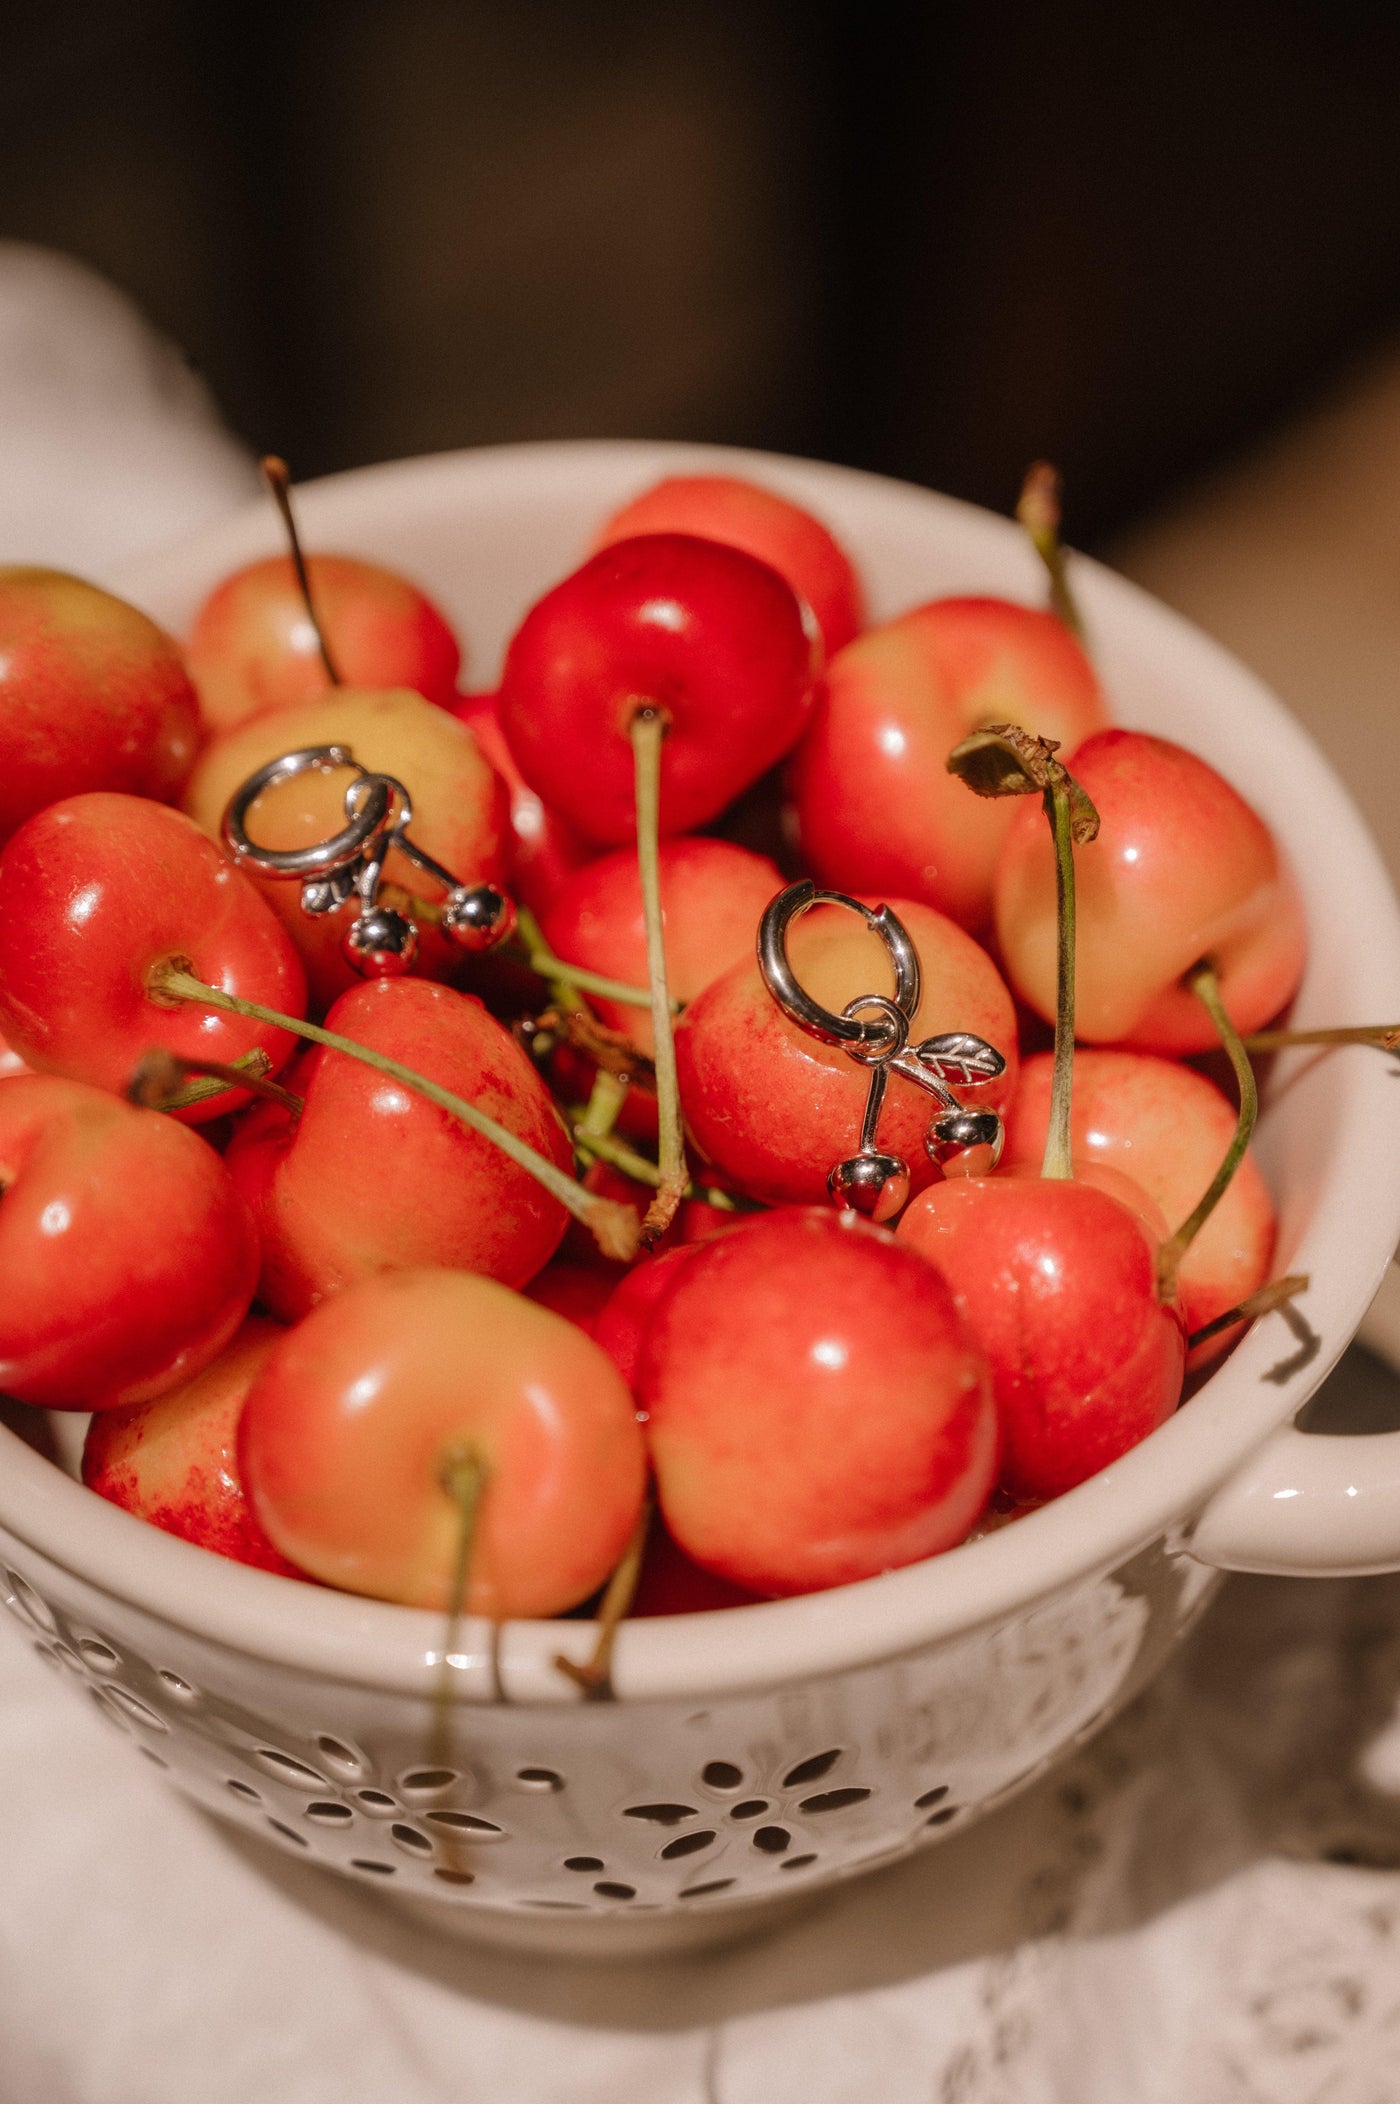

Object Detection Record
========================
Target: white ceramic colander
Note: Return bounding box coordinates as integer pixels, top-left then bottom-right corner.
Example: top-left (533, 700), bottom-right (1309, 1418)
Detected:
top-left (4, 441), bottom-right (1399, 1960)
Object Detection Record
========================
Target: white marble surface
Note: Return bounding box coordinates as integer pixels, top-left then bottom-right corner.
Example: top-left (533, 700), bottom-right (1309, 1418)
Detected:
top-left (4, 245), bottom-right (1400, 2101)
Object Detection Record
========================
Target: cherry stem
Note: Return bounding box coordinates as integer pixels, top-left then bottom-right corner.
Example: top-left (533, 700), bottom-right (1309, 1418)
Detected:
top-left (630, 710), bottom-right (687, 1243)
top-left (1187, 1272), bottom-right (1310, 1352)
top-left (126, 1046), bottom-right (303, 1117)
top-left (428, 1442), bottom-right (488, 1791)
top-left (1041, 774), bottom-right (1078, 1182)
top-left (148, 962), bottom-right (640, 1261)
top-left (1016, 462), bottom-right (1085, 641)
top-left (1243, 1023), bottom-right (1400, 1055)
top-left (566, 1115), bottom-right (741, 1210)
top-left (512, 904), bottom-right (662, 1014)
top-left (1156, 960), bottom-right (1258, 1302)
top-left (575, 1067), bottom-right (629, 1141)
top-left (260, 456), bottom-right (341, 687)
top-left (554, 1494), bottom-right (652, 1700)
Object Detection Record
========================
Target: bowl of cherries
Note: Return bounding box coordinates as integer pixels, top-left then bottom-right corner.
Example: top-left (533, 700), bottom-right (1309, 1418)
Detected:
top-left (1, 439), bottom-right (1399, 1961)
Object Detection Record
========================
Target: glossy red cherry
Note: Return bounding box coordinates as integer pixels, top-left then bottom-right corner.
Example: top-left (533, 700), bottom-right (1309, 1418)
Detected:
top-left (186, 553), bottom-right (462, 733)
top-left (638, 1209), bottom-right (997, 1595)
top-left (0, 569), bottom-right (201, 850)
top-left (789, 597), bottom-right (1107, 934)
top-left (676, 896), bottom-right (1018, 1206)
top-left (240, 1268), bottom-right (648, 1615)
top-left (224, 978), bottom-right (573, 1318)
top-left (497, 532), bottom-right (819, 847)
top-left (0, 793), bottom-right (306, 1120)
top-left (83, 1318), bottom-right (303, 1576)
top-left (451, 690), bottom-right (590, 916)
top-left (0, 1076), bottom-right (258, 1411)
top-left (995, 729), bottom-right (1306, 1052)
top-left (899, 1172), bottom-right (1186, 1501)
top-left (592, 473), bottom-right (864, 656)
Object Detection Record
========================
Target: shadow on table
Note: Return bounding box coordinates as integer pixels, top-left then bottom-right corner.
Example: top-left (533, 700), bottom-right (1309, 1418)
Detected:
top-left (212, 1341), bottom-right (1400, 2035)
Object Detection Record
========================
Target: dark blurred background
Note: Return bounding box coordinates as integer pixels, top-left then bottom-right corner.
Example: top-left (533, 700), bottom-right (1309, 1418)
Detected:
top-left (7, 0), bottom-right (1400, 547)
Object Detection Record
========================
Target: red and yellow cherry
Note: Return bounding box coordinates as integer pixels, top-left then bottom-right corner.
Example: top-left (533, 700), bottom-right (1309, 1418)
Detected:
top-left (184, 687), bottom-right (509, 1007)
top-left (541, 836), bottom-right (782, 1056)
top-left (637, 1208), bottom-right (996, 1596)
top-left (0, 1076), bottom-right (258, 1411)
top-left (451, 690), bottom-right (590, 916)
top-left (497, 532), bottom-right (819, 847)
top-left (592, 473), bottom-right (864, 657)
top-left (789, 597), bottom-right (1106, 933)
top-left (899, 1171), bottom-right (1186, 1501)
top-left (82, 1318), bottom-right (303, 1576)
top-left (593, 1241), bottom-right (710, 1386)
top-left (631, 1519), bottom-right (764, 1616)
top-left (996, 729), bottom-right (1306, 1052)
top-left (676, 896), bottom-right (1018, 1206)
top-left (186, 553), bottom-right (462, 734)
top-left (0, 793), bottom-right (306, 1119)
top-left (0, 569), bottom-right (201, 849)
top-left (239, 1268), bottom-right (648, 1615)
top-left (1003, 1049), bottom-right (1275, 1363)
top-left (224, 978), bottom-right (573, 1319)
top-left (523, 1256), bottom-right (624, 1336)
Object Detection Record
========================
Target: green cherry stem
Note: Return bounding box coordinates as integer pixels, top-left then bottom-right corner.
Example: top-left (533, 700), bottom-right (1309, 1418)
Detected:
top-left (428, 1443), bottom-right (489, 1864)
top-left (261, 456), bottom-right (342, 688)
top-left (575, 1066), bottom-right (630, 1142)
top-left (1041, 773), bottom-right (1078, 1182)
top-left (1242, 1023), bottom-right (1400, 1055)
top-left (630, 708), bottom-right (687, 1242)
top-left (126, 1045), bottom-right (302, 1117)
top-left (1156, 960), bottom-right (1258, 1302)
top-left (1015, 461), bottom-right (1085, 642)
top-left (565, 1115), bottom-right (742, 1212)
top-left (1186, 1272), bottom-right (1310, 1353)
top-left (512, 904), bottom-right (663, 1014)
top-left (147, 961), bottom-right (640, 1261)
top-left (554, 1495), bottom-right (653, 1700)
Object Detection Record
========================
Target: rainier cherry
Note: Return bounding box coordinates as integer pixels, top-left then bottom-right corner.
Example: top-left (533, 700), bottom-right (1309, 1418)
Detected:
top-left (225, 978), bottom-right (573, 1317)
top-left (591, 473), bottom-right (864, 656)
top-left (789, 595), bottom-right (1106, 934)
top-left (0, 1076), bottom-right (258, 1411)
top-left (995, 728), bottom-right (1306, 1053)
top-left (677, 895), bottom-right (1017, 1206)
top-left (83, 1318), bottom-right (302, 1576)
top-left (637, 1208), bottom-right (997, 1596)
top-left (0, 793), bottom-right (306, 1119)
top-left (0, 569), bottom-right (201, 848)
top-left (240, 1268), bottom-right (647, 1616)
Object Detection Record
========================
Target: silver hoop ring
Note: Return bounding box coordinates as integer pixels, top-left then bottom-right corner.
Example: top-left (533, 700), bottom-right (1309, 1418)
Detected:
top-left (222, 746), bottom-right (392, 879)
top-left (758, 881), bottom-right (922, 1049)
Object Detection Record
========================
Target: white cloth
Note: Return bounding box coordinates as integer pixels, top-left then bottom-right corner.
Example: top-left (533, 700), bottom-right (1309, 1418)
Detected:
top-left (3, 245), bottom-right (1400, 2102)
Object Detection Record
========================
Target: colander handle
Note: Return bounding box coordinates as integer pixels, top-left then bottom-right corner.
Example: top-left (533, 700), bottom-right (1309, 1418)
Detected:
top-left (1189, 1264), bottom-right (1400, 1576)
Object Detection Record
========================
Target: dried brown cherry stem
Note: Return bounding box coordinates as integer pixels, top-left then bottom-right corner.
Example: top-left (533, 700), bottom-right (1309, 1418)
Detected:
top-left (1243, 1023), bottom-right (1400, 1055)
top-left (554, 1495), bottom-right (652, 1700)
top-left (1156, 960), bottom-right (1258, 1303)
top-left (428, 1442), bottom-right (488, 1869)
top-left (1187, 1273), bottom-right (1310, 1352)
top-left (261, 455), bottom-right (342, 687)
top-left (946, 724), bottom-right (1100, 1181)
top-left (630, 707), bottom-right (687, 1242)
top-left (126, 1046), bottom-right (303, 1118)
top-left (1016, 461), bottom-right (1085, 641)
top-left (147, 961), bottom-right (640, 1261)
top-left (540, 1004), bottom-right (655, 1086)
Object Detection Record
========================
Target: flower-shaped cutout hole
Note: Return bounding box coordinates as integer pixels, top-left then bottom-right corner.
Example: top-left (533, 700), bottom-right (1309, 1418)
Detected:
top-left (355, 1790), bottom-right (399, 1816)
top-left (915, 1785), bottom-right (949, 1810)
top-left (782, 1749), bottom-right (843, 1789)
top-left (426, 1811), bottom-right (503, 1837)
top-left (623, 1804), bottom-right (697, 1827)
top-left (76, 1638), bottom-right (120, 1671)
top-left (729, 1800), bottom-right (770, 1822)
top-left (660, 1830), bottom-right (716, 1861)
top-left (397, 1768), bottom-right (458, 1802)
top-left (434, 1868), bottom-right (475, 1887)
top-left (515, 1767), bottom-right (564, 1792)
top-left (926, 1806), bottom-right (959, 1827)
top-left (351, 1860), bottom-right (396, 1876)
top-left (98, 1686), bottom-right (168, 1734)
top-left (680, 1879), bottom-right (735, 1900)
top-left (593, 1882), bottom-right (636, 1900)
top-left (798, 1788), bottom-right (870, 1814)
top-left (268, 1818), bottom-right (309, 1848)
top-left (391, 1823), bottom-right (434, 1857)
top-left (255, 1748), bottom-right (329, 1789)
top-left (226, 1779), bottom-right (261, 1803)
top-left (752, 1826), bottom-right (790, 1854)
top-left (781, 1854), bottom-right (818, 1872)
top-left (5, 1569), bottom-right (56, 1634)
top-left (701, 1761), bottom-right (744, 1791)
top-left (305, 1801), bottom-right (353, 1826)
top-left (565, 1857), bottom-right (605, 1873)
top-left (314, 1735), bottom-right (367, 1779)
top-left (157, 1670), bottom-right (198, 1701)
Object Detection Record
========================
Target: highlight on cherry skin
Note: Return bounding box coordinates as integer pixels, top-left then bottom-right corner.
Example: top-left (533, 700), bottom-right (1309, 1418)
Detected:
top-left (239, 1268), bottom-right (648, 1617)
